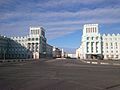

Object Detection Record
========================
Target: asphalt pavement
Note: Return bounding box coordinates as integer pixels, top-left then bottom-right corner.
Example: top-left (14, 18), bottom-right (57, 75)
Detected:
top-left (0, 59), bottom-right (120, 90)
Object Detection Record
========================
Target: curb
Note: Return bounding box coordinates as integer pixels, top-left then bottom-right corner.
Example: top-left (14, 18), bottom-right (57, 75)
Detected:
top-left (80, 60), bottom-right (120, 66)
top-left (0, 59), bottom-right (35, 63)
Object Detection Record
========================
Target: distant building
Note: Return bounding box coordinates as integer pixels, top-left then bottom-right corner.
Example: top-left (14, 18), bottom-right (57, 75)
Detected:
top-left (0, 26), bottom-right (53, 60)
top-left (76, 24), bottom-right (120, 60)
top-left (76, 48), bottom-right (81, 59)
top-left (53, 47), bottom-right (62, 58)
top-left (67, 54), bottom-right (76, 58)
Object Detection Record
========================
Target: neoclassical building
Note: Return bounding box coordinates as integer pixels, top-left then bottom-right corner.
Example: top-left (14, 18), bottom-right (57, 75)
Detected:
top-left (76, 24), bottom-right (120, 60)
top-left (0, 26), bottom-right (53, 60)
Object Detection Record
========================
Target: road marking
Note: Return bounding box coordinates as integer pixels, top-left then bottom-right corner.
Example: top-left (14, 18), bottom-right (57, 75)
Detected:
top-left (100, 62), bottom-right (109, 65)
top-left (113, 63), bottom-right (120, 65)
top-left (92, 62), bottom-right (98, 64)
top-left (86, 61), bottom-right (90, 63)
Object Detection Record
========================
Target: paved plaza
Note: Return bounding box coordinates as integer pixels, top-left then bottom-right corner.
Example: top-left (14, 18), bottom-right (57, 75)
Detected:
top-left (0, 59), bottom-right (120, 90)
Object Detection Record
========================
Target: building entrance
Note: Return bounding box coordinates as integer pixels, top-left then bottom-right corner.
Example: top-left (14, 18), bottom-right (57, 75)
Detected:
top-left (86, 54), bottom-right (103, 60)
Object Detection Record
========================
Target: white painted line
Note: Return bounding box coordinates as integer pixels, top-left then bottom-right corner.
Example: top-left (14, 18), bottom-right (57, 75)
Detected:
top-left (86, 61), bottom-right (90, 63)
top-left (100, 62), bottom-right (109, 65)
top-left (113, 63), bottom-right (120, 65)
top-left (81, 60), bottom-right (120, 66)
top-left (92, 62), bottom-right (98, 64)
top-left (81, 60), bottom-right (86, 63)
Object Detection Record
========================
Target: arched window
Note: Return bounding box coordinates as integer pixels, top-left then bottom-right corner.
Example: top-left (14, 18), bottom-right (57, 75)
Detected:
top-left (93, 27), bottom-right (94, 33)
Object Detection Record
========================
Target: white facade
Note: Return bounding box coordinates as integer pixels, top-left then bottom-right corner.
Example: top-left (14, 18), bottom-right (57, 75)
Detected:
top-left (52, 47), bottom-right (62, 58)
top-left (76, 24), bottom-right (120, 60)
top-left (102, 34), bottom-right (120, 59)
top-left (67, 54), bottom-right (76, 58)
top-left (27, 27), bottom-right (46, 59)
top-left (10, 26), bottom-right (52, 59)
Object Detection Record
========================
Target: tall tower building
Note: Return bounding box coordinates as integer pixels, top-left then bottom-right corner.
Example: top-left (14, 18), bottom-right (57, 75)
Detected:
top-left (79, 24), bottom-right (102, 59)
top-left (11, 27), bottom-right (47, 59)
top-left (76, 24), bottom-right (120, 60)
top-left (27, 27), bottom-right (47, 59)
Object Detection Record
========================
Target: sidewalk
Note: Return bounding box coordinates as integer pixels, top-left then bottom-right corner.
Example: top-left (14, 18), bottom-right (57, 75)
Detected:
top-left (80, 59), bottom-right (120, 66)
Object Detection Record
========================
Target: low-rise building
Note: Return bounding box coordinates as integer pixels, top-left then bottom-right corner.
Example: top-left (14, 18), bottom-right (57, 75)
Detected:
top-left (53, 47), bottom-right (62, 58)
top-left (67, 54), bottom-right (76, 58)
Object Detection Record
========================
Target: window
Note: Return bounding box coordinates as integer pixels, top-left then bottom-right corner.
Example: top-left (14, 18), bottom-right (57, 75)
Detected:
top-left (28, 43), bottom-right (31, 45)
top-left (28, 38), bottom-right (30, 41)
top-left (86, 45), bottom-right (89, 53)
top-left (115, 42), bottom-right (117, 47)
top-left (87, 42), bottom-right (89, 47)
top-left (31, 30), bottom-right (33, 34)
top-left (96, 49), bottom-right (98, 53)
top-left (87, 37), bottom-right (89, 40)
top-left (91, 42), bottom-right (94, 47)
top-left (36, 38), bottom-right (38, 40)
top-left (32, 43), bottom-right (34, 45)
top-left (96, 42), bottom-right (99, 46)
top-left (32, 38), bottom-right (34, 41)
top-left (91, 46), bottom-right (93, 53)
top-left (96, 37), bottom-right (98, 40)
top-left (111, 55), bottom-right (114, 58)
top-left (107, 55), bottom-right (109, 58)
top-left (111, 43), bottom-right (113, 46)
top-left (116, 55), bottom-right (118, 58)
top-left (95, 28), bottom-right (96, 32)
top-left (106, 43), bottom-right (108, 46)
top-left (92, 37), bottom-right (94, 40)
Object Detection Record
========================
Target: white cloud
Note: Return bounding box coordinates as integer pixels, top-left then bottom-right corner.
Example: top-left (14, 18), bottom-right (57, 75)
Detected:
top-left (0, 0), bottom-right (120, 39)
top-left (37, 0), bottom-right (105, 8)
top-left (0, 0), bottom-right (13, 5)
top-left (1, 7), bottom-right (120, 21)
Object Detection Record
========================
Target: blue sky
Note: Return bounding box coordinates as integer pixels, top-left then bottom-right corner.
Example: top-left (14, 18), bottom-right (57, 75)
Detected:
top-left (0, 0), bottom-right (120, 53)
